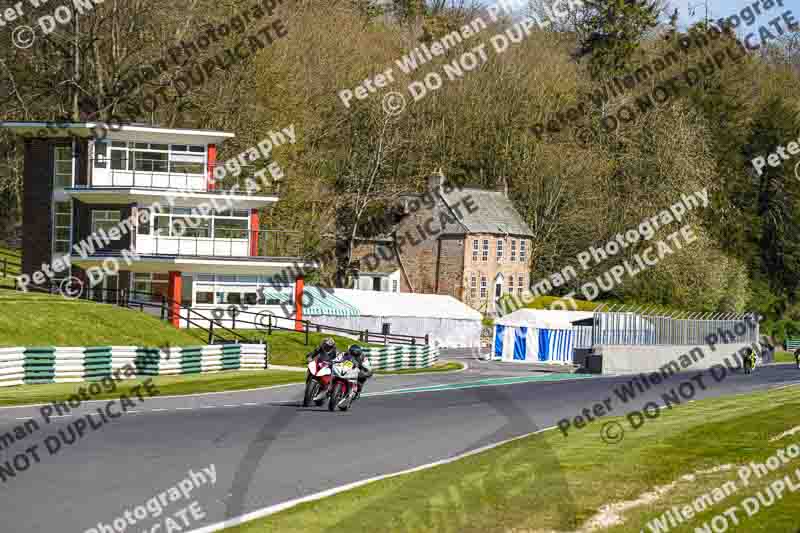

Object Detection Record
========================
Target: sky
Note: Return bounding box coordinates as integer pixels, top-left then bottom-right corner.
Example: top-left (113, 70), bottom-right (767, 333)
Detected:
top-left (499, 0), bottom-right (800, 32)
top-left (680, 0), bottom-right (800, 28)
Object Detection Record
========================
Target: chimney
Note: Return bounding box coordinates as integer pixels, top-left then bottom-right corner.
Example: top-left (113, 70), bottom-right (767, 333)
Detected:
top-left (428, 168), bottom-right (445, 194)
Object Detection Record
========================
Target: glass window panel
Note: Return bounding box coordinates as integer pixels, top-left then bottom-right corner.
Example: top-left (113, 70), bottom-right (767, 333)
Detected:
top-left (94, 142), bottom-right (108, 169)
top-left (227, 293), bottom-right (242, 305)
top-left (244, 293), bottom-right (258, 305)
top-left (172, 207), bottom-right (192, 215)
top-left (171, 145), bottom-right (188, 152)
top-left (231, 210), bottom-right (249, 218)
top-left (189, 145), bottom-right (205, 153)
top-left (53, 200), bottom-right (72, 258)
top-left (170, 218), bottom-right (188, 237)
top-left (133, 151), bottom-right (168, 172)
top-left (214, 219), bottom-right (248, 239)
top-left (137, 208), bottom-right (150, 234)
top-left (170, 161), bottom-right (205, 174)
top-left (133, 280), bottom-right (150, 292)
top-left (177, 218), bottom-right (210, 238)
top-left (154, 215), bottom-right (171, 235)
top-left (195, 292), bottom-right (213, 304)
top-left (112, 141), bottom-right (127, 148)
top-left (111, 150), bottom-right (127, 170)
top-left (91, 210), bottom-right (121, 238)
top-left (56, 161), bottom-right (73, 174)
top-left (151, 144), bottom-right (169, 151)
top-left (134, 143), bottom-right (149, 149)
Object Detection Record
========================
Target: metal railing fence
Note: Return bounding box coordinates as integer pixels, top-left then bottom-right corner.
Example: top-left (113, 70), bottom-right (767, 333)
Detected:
top-left (590, 304), bottom-right (759, 346)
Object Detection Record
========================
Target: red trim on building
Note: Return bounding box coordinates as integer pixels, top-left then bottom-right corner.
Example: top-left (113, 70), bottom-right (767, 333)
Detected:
top-left (250, 209), bottom-right (259, 256)
top-left (168, 271), bottom-right (182, 328)
top-left (207, 144), bottom-right (217, 191)
top-left (294, 276), bottom-right (304, 331)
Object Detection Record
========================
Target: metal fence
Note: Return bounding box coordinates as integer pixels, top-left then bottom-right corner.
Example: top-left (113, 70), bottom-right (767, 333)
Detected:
top-left (590, 305), bottom-right (759, 346)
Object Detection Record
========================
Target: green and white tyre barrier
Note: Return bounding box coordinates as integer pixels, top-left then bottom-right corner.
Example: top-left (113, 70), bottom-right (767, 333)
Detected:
top-left (0, 347), bottom-right (25, 387)
top-left (0, 344), bottom-right (268, 386)
top-left (241, 343), bottom-right (270, 370)
top-left (362, 345), bottom-right (439, 371)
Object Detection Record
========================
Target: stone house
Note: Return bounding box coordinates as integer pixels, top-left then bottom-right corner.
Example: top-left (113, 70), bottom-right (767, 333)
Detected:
top-left (351, 173), bottom-right (534, 316)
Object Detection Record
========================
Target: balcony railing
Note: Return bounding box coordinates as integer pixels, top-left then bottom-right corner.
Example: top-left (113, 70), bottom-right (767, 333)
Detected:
top-left (72, 158), bottom-right (280, 195)
top-left (136, 228), bottom-right (305, 259)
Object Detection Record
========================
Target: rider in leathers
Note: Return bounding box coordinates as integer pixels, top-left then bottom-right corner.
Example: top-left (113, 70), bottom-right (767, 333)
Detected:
top-left (307, 338), bottom-right (337, 401)
top-left (340, 344), bottom-right (373, 406)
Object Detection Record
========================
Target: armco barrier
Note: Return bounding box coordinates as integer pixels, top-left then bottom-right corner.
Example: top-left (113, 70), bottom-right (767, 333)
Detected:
top-left (362, 345), bottom-right (439, 371)
top-left (0, 344), bottom-right (268, 386)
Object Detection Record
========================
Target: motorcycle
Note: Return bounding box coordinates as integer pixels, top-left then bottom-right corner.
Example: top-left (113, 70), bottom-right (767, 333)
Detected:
top-left (328, 355), bottom-right (361, 412)
top-left (303, 357), bottom-right (333, 407)
top-left (744, 353), bottom-right (759, 374)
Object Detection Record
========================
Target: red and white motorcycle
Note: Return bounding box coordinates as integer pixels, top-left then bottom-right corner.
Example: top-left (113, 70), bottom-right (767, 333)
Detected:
top-left (303, 357), bottom-right (333, 407)
top-left (328, 354), bottom-right (362, 412)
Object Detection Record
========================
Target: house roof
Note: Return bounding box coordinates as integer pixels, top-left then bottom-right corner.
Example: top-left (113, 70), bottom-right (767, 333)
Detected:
top-left (440, 188), bottom-right (534, 237)
top-left (0, 121), bottom-right (234, 144)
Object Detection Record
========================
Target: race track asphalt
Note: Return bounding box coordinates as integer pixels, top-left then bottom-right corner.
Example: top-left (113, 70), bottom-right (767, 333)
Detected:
top-left (0, 360), bottom-right (798, 533)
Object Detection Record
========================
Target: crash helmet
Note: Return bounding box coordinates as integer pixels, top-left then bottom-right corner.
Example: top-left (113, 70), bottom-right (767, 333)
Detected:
top-left (322, 337), bottom-right (336, 353)
top-left (348, 345), bottom-right (363, 359)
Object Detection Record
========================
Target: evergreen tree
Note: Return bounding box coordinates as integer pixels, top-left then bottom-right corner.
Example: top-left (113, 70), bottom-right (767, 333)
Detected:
top-left (742, 97), bottom-right (800, 306)
top-left (574, 0), bottom-right (662, 79)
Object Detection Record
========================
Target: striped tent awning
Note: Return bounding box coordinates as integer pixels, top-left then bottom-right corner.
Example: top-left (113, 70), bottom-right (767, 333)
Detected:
top-left (260, 288), bottom-right (291, 305)
top-left (303, 287), bottom-right (359, 317)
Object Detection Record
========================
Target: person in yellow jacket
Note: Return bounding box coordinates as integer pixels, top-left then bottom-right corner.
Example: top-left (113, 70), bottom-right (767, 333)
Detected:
top-left (744, 347), bottom-right (758, 374)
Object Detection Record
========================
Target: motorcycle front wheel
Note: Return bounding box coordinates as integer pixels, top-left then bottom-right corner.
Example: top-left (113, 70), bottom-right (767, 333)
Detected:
top-left (303, 378), bottom-right (318, 408)
top-left (329, 382), bottom-right (344, 412)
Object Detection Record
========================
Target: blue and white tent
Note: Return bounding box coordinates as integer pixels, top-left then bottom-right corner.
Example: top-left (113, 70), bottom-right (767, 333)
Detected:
top-left (493, 309), bottom-right (593, 364)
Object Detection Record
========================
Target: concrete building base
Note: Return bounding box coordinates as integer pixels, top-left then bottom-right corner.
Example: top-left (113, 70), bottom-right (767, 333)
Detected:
top-left (592, 343), bottom-right (754, 375)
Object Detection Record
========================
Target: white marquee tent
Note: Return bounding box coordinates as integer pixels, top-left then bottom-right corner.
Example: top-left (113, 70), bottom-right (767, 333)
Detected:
top-left (493, 309), bottom-right (594, 364)
top-left (305, 288), bottom-right (483, 348)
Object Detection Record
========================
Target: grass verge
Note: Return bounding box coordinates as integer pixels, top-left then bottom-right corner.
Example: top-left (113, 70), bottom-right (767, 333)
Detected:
top-left (224, 385), bottom-right (800, 533)
top-left (376, 361), bottom-right (464, 375)
top-left (0, 369), bottom-right (304, 407)
top-left (217, 330), bottom-right (378, 367)
top-left (0, 289), bottom-right (207, 346)
top-left (775, 351), bottom-right (798, 364)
